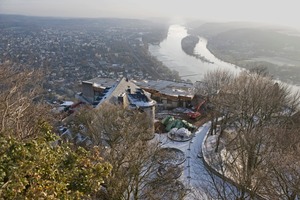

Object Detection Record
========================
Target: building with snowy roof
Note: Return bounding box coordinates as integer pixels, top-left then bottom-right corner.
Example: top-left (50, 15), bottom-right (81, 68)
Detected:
top-left (80, 77), bottom-right (156, 133)
top-left (81, 78), bottom-right (196, 110)
top-left (133, 79), bottom-right (195, 109)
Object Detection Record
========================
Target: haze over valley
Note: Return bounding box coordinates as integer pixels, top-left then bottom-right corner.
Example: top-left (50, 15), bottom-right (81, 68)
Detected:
top-left (2, 0), bottom-right (300, 86)
top-left (1, 1), bottom-right (300, 199)
top-left (187, 22), bottom-right (300, 85)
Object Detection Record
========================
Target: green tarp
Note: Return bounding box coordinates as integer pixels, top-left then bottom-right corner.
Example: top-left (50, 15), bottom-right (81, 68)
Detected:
top-left (162, 116), bottom-right (197, 132)
top-left (161, 116), bottom-right (174, 126)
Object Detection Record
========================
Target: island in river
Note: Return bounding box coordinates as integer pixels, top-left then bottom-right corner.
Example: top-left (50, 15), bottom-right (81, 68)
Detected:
top-left (181, 35), bottom-right (213, 64)
top-left (187, 21), bottom-right (300, 85)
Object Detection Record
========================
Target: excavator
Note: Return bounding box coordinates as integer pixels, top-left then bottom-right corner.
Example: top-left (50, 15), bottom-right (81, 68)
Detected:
top-left (187, 99), bottom-right (206, 119)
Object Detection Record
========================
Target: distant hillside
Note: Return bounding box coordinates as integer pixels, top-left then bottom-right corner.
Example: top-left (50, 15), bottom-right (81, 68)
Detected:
top-left (208, 28), bottom-right (300, 60)
top-left (0, 14), bottom-right (164, 29)
top-left (188, 22), bottom-right (300, 85)
top-left (188, 22), bottom-right (262, 38)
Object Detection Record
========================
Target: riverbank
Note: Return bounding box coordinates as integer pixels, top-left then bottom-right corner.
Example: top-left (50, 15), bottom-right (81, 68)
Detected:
top-left (148, 25), bottom-right (241, 83)
top-left (149, 24), bottom-right (300, 93)
top-left (188, 22), bottom-right (300, 86)
top-left (206, 41), bottom-right (300, 86)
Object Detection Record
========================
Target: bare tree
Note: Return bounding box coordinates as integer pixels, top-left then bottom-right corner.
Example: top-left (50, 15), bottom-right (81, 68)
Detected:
top-left (73, 104), bottom-right (184, 200)
top-left (195, 69), bottom-right (234, 149)
top-left (198, 169), bottom-right (251, 200)
top-left (202, 70), bottom-right (300, 199)
top-left (195, 69), bottom-right (234, 98)
top-left (0, 62), bottom-right (51, 139)
top-left (249, 66), bottom-right (269, 77)
top-left (264, 125), bottom-right (300, 200)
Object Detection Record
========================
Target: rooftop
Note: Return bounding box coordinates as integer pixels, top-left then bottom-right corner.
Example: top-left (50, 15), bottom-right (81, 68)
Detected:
top-left (82, 78), bottom-right (117, 89)
top-left (82, 77), bottom-right (156, 108)
top-left (133, 79), bottom-right (194, 98)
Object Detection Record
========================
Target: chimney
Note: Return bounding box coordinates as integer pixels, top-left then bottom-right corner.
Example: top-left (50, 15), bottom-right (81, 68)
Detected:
top-left (127, 86), bottom-right (131, 94)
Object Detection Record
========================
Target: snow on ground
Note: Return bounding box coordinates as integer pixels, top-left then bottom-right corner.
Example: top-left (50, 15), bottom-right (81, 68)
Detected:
top-left (60, 101), bottom-right (74, 107)
top-left (153, 120), bottom-right (247, 200)
top-left (154, 122), bottom-right (211, 199)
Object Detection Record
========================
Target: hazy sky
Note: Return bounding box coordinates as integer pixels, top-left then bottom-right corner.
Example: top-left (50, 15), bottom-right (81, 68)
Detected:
top-left (1, 0), bottom-right (300, 28)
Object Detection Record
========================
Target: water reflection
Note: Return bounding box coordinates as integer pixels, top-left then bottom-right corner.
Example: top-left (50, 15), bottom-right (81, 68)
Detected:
top-left (149, 24), bottom-right (300, 94)
top-left (149, 24), bottom-right (241, 82)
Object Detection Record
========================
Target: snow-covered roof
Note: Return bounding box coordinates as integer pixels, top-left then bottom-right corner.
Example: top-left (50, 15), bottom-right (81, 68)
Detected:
top-left (134, 79), bottom-right (194, 98)
top-left (88, 77), bottom-right (156, 108)
top-left (127, 93), bottom-right (156, 107)
top-left (60, 101), bottom-right (74, 107)
top-left (82, 77), bottom-right (117, 89)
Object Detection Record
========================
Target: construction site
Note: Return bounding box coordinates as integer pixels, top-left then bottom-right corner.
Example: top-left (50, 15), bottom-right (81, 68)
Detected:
top-left (54, 77), bottom-right (212, 146)
top-left (154, 95), bottom-right (210, 138)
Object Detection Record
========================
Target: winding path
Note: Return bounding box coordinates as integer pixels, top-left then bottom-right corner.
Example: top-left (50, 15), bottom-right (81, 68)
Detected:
top-left (154, 121), bottom-right (245, 199)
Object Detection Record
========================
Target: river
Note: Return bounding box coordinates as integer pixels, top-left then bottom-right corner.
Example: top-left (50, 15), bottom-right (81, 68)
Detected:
top-left (148, 24), bottom-right (242, 83)
top-left (149, 24), bottom-right (300, 94)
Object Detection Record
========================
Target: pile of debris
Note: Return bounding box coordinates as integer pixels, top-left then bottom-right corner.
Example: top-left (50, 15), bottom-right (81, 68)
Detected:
top-left (161, 116), bottom-right (197, 141)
